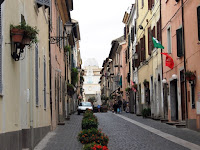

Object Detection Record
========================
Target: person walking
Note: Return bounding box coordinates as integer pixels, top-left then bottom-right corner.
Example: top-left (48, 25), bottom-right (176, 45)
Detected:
top-left (118, 98), bottom-right (122, 113)
top-left (123, 99), bottom-right (127, 111)
top-left (113, 101), bottom-right (118, 114)
top-left (97, 105), bottom-right (101, 112)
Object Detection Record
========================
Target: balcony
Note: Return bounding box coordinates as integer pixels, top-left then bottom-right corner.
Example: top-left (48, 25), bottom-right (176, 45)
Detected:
top-left (36, 0), bottom-right (50, 8)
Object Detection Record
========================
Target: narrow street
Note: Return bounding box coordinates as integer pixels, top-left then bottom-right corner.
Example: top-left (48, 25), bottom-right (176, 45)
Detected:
top-left (35, 112), bottom-right (200, 150)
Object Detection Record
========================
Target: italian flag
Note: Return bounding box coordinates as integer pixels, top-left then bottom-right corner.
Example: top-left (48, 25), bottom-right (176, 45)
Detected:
top-left (152, 37), bottom-right (164, 49)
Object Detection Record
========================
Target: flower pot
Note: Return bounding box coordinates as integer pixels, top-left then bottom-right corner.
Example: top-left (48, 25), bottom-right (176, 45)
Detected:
top-left (22, 37), bottom-right (31, 45)
top-left (190, 74), bottom-right (196, 81)
top-left (11, 28), bottom-right (24, 43)
top-left (186, 76), bottom-right (190, 81)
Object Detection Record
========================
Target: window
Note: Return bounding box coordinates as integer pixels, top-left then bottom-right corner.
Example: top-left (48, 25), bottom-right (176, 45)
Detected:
top-left (167, 27), bottom-right (172, 53)
top-left (176, 28), bottom-right (183, 57)
top-left (141, 0), bottom-right (144, 8)
top-left (197, 6), bottom-right (200, 41)
top-left (191, 84), bottom-right (195, 109)
top-left (148, 0), bottom-right (154, 10)
top-left (148, 27), bottom-right (152, 55)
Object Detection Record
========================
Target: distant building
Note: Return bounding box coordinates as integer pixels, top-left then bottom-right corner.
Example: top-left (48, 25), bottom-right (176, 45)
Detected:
top-left (83, 58), bottom-right (101, 102)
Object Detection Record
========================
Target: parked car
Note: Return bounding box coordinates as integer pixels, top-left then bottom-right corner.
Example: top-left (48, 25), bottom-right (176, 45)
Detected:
top-left (77, 102), bottom-right (93, 115)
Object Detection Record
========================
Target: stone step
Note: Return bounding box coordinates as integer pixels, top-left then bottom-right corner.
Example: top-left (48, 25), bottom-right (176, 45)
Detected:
top-left (166, 121), bottom-right (180, 125)
top-left (58, 122), bottom-right (65, 125)
top-left (176, 124), bottom-right (186, 128)
top-left (160, 119), bottom-right (168, 123)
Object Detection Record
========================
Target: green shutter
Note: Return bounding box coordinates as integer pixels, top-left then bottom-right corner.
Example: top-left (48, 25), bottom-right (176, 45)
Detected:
top-left (0, 6), bottom-right (2, 93)
top-left (176, 28), bottom-right (183, 57)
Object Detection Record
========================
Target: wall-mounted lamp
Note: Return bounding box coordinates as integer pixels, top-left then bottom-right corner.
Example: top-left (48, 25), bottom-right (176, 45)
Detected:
top-left (50, 21), bottom-right (73, 44)
top-left (133, 53), bottom-right (138, 59)
top-left (172, 74), bottom-right (177, 80)
top-left (162, 78), bottom-right (167, 84)
top-left (139, 25), bottom-right (143, 30)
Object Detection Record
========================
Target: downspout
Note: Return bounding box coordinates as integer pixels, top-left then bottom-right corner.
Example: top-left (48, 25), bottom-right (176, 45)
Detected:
top-left (181, 0), bottom-right (188, 124)
top-left (160, 0), bottom-right (164, 118)
top-left (49, 4), bottom-right (52, 126)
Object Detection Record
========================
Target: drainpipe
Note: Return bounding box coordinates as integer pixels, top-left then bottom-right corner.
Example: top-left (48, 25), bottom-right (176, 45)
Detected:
top-left (181, 0), bottom-right (188, 124)
top-left (160, 0), bottom-right (164, 118)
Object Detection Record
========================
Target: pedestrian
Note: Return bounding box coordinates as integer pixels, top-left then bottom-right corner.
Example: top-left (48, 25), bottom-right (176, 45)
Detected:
top-left (126, 103), bottom-right (129, 113)
top-left (118, 98), bottom-right (122, 113)
top-left (123, 99), bottom-right (127, 111)
top-left (113, 101), bottom-right (118, 114)
top-left (97, 105), bottom-right (101, 112)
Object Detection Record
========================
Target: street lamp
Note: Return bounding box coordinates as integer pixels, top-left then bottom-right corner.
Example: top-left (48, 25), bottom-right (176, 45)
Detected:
top-left (50, 21), bottom-right (73, 44)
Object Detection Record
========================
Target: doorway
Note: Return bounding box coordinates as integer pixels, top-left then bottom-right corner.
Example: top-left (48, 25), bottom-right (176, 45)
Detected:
top-left (170, 79), bottom-right (178, 121)
top-left (180, 70), bottom-right (186, 120)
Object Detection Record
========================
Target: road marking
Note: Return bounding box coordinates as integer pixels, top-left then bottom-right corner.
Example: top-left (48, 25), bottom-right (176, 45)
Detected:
top-left (116, 114), bottom-right (200, 150)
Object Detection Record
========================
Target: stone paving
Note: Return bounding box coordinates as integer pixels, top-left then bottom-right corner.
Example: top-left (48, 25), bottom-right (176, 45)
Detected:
top-left (34, 114), bottom-right (83, 150)
top-left (34, 111), bottom-right (200, 150)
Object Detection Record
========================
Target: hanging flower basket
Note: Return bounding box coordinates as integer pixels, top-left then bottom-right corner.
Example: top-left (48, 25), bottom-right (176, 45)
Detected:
top-left (185, 70), bottom-right (196, 81)
top-left (22, 37), bottom-right (31, 45)
top-left (10, 28), bottom-right (24, 43)
top-left (143, 79), bottom-right (149, 87)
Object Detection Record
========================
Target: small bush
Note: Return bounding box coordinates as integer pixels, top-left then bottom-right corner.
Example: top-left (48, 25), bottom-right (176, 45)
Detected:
top-left (142, 108), bottom-right (151, 118)
top-left (82, 117), bottom-right (98, 130)
top-left (83, 142), bottom-right (109, 150)
top-left (78, 128), bottom-right (109, 146)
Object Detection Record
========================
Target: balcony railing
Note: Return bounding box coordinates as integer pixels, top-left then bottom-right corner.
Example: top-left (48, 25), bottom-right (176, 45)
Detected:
top-left (36, 0), bottom-right (50, 8)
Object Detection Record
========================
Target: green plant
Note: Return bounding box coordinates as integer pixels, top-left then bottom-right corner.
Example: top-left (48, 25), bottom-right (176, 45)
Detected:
top-left (71, 68), bottom-right (78, 86)
top-left (10, 21), bottom-right (39, 45)
top-left (64, 45), bottom-right (71, 53)
top-left (141, 108), bottom-right (151, 118)
top-left (83, 142), bottom-right (109, 150)
top-left (78, 128), bottom-right (109, 146)
top-left (82, 117), bottom-right (98, 130)
top-left (67, 83), bottom-right (74, 96)
top-left (125, 87), bottom-right (131, 92)
top-left (185, 70), bottom-right (196, 80)
top-left (80, 75), bottom-right (84, 83)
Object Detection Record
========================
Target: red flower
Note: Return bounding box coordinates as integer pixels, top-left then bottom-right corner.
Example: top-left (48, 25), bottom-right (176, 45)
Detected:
top-left (103, 146), bottom-right (108, 150)
top-left (97, 145), bottom-right (102, 149)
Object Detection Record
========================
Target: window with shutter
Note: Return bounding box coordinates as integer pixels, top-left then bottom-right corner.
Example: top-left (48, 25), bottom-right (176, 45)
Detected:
top-left (131, 26), bottom-right (135, 42)
top-left (136, 44), bottom-right (140, 68)
top-left (157, 19), bottom-right (161, 42)
top-left (148, 27), bottom-right (152, 55)
top-left (176, 28), bottom-right (183, 57)
top-left (148, 0), bottom-right (152, 10)
top-left (197, 6), bottom-right (200, 41)
top-left (167, 27), bottom-right (172, 53)
top-left (124, 26), bottom-right (126, 40)
top-left (44, 56), bottom-right (46, 109)
top-left (143, 35), bottom-right (146, 61)
top-left (0, 6), bottom-right (2, 93)
top-left (35, 44), bottom-right (39, 106)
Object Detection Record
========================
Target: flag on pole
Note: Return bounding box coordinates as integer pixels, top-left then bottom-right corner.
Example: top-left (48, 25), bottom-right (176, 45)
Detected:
top-left (152, 37), bottom-right (164, 49)
top-left (161, 53), bottom-right (174, 69)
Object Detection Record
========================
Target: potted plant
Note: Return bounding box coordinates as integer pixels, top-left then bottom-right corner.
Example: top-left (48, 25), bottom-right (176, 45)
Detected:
top-left (64, 45), bottom-right (71, 53)
top-left (10, 24), bottom-right (24, 43)
top-left (10, 21), bottom-right (38, 45)
top-left (133, 84), bottom-right (137, 91)
top-left (185, 70), bottom-right (196, 81)
top-left (67, 83), bottom-right (74, 96)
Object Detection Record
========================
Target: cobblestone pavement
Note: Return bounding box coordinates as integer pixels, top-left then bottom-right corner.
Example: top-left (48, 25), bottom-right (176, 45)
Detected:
top-left (95, 111), bottom-right (200, 150)
top-left (34, 114), bottom-right (83, 150)
top-left (35, 111), bottom-right (200, 150)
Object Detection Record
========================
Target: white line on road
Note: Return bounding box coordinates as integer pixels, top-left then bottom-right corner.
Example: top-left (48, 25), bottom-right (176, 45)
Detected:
top-left (116, 114), bottom-right (200, 150)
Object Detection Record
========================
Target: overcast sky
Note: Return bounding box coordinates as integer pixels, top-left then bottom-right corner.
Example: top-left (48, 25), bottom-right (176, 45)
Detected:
top-left (71, 0), bottom-right (135, 67)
